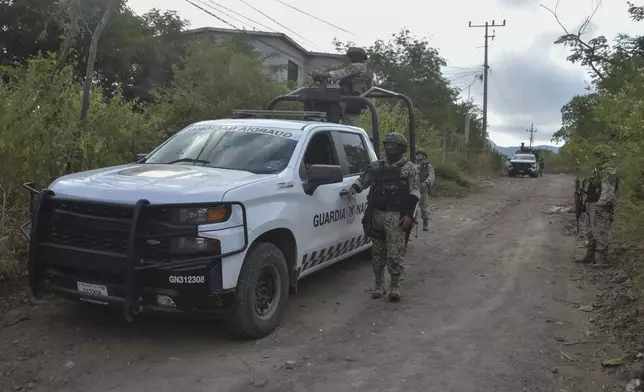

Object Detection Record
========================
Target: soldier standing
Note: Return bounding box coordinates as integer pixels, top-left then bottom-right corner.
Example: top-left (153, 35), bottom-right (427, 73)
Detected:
top-left (342, 132), bottom-right (420, 301)
top-left (579, 148), bottom-right (619, 265)
top-left (311, 47), bottom-right (373, 126)
top-left (414, 149), bottom-right (435, 231)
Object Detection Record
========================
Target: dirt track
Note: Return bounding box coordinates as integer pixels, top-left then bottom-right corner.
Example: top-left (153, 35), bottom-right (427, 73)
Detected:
top-left (0, 174), bottom-right (626, 392)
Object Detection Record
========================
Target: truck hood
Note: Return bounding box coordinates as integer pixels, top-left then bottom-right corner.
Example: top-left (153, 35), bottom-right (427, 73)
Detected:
top-left (510, 159), bottom-right (536, 164)
top-left (49, 164), bottom-right (275, 204)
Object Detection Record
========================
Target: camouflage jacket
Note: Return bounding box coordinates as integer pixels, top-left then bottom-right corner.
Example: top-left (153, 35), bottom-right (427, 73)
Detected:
top-left (354, 157), bottom-right (421, 200)
top-left (328, 63), bottom-right (372, 94)
top-left (418, 162), bottom-right (435, 187)
top-left (597, 163), bottom-right (618, 206)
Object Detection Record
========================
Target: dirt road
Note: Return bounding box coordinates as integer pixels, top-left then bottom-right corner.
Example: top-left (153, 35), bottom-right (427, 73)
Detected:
top-left (0, 175), bottom-right (624, 392)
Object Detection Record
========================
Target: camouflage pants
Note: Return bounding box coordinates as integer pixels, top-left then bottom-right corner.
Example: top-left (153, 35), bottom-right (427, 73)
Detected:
top-left (585, 203), bottom-right (613, 254)
top-left (371, 209), bottom-right (405, 276)
top-left (420, 185), bottom-right (430, 220)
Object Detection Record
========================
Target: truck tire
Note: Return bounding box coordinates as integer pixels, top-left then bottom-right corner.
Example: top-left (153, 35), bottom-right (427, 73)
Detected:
top-left (226, 242), bottom-right (289, 339)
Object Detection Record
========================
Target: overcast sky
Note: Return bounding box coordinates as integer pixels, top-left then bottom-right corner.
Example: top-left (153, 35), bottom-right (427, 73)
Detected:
top-left (129, 0), bottom-right (639, 147)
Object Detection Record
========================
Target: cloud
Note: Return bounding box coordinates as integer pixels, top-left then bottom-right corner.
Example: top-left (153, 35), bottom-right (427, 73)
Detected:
top-left (467, 32), bottom-right (587, 145)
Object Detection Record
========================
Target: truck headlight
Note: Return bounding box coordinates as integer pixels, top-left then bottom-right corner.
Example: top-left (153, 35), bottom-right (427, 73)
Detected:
top-left (178, 205), bottom-right (231, 224)
top-left (171, 237), bottom-right (221, 254)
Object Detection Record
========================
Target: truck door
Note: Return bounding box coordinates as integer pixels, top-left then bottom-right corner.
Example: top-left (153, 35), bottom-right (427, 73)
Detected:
top-left (296, 130), bottom-right (348, 276)
top-left (330, 130), bottom-right (372, 244)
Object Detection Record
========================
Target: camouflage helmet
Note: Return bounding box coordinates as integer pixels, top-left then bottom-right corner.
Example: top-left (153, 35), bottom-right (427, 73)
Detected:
top-left (346, 46), bottom-right (368, 62)
top-left (415, 148), bottom-right (427, 158)
top-left (383, 132), bottom-right (408, 148)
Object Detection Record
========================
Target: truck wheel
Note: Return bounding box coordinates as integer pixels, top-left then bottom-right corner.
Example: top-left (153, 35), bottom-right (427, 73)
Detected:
top-left (226, 242), bottom-right (289, 339)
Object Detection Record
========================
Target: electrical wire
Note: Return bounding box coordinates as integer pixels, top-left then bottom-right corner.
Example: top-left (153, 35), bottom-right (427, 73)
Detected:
top-left (187, 0), bottom-right (326, 56)
top-left (234, 0), bottom-right (322, 49)
top-left (185, 0), bottom-right (322, 63)
top-left (203, 0), bottom-right (276, 32)
top-left (196, 0), bottom-right (257, 31)
top-left (272, 0), bottom-right (358, 37)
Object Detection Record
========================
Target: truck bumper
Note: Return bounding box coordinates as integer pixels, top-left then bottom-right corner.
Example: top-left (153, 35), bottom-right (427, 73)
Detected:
top-left (24, 185), bottom-right (248, 320)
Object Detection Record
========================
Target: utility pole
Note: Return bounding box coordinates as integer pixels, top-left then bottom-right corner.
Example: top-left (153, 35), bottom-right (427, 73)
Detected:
top-left (526, 123), bottom-right (537, 148)
top-left (469, 19), bottom-right (506, 134)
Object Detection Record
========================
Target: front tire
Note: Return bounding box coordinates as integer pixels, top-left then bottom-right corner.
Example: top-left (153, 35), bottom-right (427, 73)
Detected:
top-left (226, 242), bottom-right (289, 339)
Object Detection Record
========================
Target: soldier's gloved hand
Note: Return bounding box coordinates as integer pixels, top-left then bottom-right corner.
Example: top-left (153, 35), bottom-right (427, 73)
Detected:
top-left (399, 215), bottom-right (413, 230)
top-left (342, 188), bottom-right (355, 201)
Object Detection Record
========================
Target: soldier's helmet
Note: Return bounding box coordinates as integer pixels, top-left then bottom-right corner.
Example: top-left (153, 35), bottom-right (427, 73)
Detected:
top-left (346, 47), bottom-right (368, 62)
top-left (415, 148), bottom-right (427, 158)
top-left (383, 132), bottom-right (408, 148)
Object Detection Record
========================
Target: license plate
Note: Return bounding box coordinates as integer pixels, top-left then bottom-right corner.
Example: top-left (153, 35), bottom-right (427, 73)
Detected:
top-left (77, 281), bottom-right (108, 297)
top-left (518, 170), bottom-right (524, 173)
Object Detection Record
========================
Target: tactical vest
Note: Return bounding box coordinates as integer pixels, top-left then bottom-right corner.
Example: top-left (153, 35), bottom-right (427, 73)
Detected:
top-left (418, 163), bottom-right (430, 182)
top-left (368, 162), bottom-right (409, 212)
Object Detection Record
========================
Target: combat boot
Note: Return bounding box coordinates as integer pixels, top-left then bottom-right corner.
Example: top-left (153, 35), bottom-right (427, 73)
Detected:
top-left (422, 219), bottom-right (429, 231)
top-left (388, 275), bottom-right (401, 301)
top-left (371, 270), bottom-right (386, 299)
top-left (576, 248), bottom-right (595, 264)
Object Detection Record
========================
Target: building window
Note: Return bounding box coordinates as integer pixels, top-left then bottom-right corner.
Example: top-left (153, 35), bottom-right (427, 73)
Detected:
top-left (287, 60), bottom-right (299, 83)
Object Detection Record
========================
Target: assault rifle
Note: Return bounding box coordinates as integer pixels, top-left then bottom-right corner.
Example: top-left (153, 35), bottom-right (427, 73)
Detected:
top-left (574, 178), bottom-right (586, 234)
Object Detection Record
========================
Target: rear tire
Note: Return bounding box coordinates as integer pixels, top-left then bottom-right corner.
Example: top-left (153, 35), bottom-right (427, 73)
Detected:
top-left (226, 242), bottom-right (289, 339)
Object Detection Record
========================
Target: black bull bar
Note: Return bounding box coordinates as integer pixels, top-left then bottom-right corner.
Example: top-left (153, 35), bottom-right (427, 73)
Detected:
top-left (22, 183), bottom-right (248, 321)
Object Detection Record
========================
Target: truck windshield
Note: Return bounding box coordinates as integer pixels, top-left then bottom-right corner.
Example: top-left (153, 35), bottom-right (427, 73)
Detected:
top-left (513, 154), bottom-right (535, 161)
top-left (145, 126), bottom-right (298, 174)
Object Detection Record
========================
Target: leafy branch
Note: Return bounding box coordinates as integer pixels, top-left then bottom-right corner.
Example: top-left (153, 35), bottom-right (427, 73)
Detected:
top-left (540, 0), bottom-right (609, 81)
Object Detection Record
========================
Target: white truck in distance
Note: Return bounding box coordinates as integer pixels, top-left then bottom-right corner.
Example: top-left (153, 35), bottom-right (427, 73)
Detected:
top-left (508, 153), bottom-right (540, 178)
top-left (27, 119), bottom-right (379, 339)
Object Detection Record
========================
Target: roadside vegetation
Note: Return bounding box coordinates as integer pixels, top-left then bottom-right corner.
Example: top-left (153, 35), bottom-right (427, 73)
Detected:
top-left (543, 1), bottom-right (644, 362)
top-left (0, 0), bottom-right (503, 280)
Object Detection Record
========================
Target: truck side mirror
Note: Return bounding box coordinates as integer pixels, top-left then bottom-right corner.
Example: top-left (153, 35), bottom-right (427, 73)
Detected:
top-left (303, 164), bottom-right (343, 195)
top-left (135, 153), bottom-right (148, 163)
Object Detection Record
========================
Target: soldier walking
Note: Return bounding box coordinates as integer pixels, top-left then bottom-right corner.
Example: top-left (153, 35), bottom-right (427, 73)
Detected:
top-left (578, 147), bottom-right (619, 265)
top-left (414, 149), bottom-right (435, 231)
top-left (342, 132), bottom-right (420, 301)
top-left (311, 47), bottom-right (373, 126)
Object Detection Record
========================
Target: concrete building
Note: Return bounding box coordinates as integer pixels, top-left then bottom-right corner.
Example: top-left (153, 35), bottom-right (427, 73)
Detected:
top-left (184, 27), bottom-right (345, 85)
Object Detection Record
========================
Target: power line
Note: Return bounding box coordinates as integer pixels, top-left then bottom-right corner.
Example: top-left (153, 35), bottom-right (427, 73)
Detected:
top-left (203, 0), bottom-right (276, 32)
top-left (468, 19), bottom-right (506, 133)
top-left (235, 0), bottom-right (321, 49)
top-left (196, 0), bottom-right (258, 31)
top-left (187, 0), bottom-right (326, 60)
top-left (187, 0), bottom-right (233, 28)
top-left (185, 0), bottom-right (323, 68)
top-left (527, 123), bottom-right (537, 147)
top-left (272, 0), bottom-right (358, 37)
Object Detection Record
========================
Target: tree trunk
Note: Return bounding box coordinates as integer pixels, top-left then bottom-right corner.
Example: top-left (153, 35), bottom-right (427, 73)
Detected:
top-left (50, 0), bottom-right (80, 79)
top-left (79, 0), bottom-right (118, 122)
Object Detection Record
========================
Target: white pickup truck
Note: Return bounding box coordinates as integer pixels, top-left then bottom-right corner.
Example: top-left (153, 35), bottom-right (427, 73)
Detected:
top-left (507, 153), bottom-right (540, 178)
top-left (26, 117), bottom-right (385, 339)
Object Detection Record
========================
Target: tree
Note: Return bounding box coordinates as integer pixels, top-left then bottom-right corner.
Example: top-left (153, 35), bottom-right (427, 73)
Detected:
top-left (79, 0), bottom-right (119, 121)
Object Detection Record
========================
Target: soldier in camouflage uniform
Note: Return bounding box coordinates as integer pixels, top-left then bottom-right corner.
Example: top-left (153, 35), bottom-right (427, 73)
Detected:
top-left (311, 47), bottom-right (372, 126)
top-left (579, 148), bottom-right (619, 265)
top-left (342, 132), bottom-right (420, 301)
top-left (415, 149), bottom-right (435, 231)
